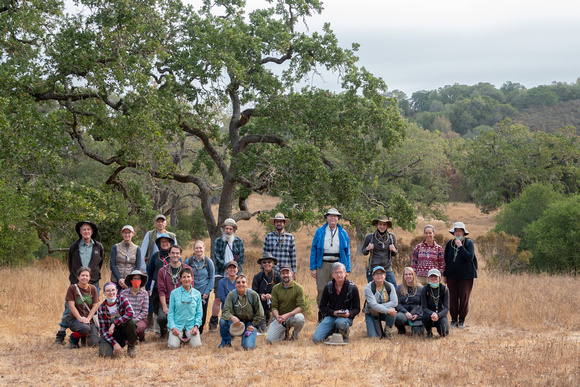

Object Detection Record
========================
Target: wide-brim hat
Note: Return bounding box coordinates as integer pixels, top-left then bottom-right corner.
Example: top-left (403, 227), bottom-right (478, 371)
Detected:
top-left (124, 270), bottom-right (148, 286)
top-left (324, 208), bottom-right (342, 220)
top-left (229, 322), bottom-right (246, 337)
top-left (324, 333), bottom-right (347, 345)
top-left (75, 221), bottom-right (99, 240)
top-left (257, 251), bottom-right (278, 266)
top-left (155, 233), bottom-right (175, 248)
top-left (269, 212), bottom-right (290, 225)
top-left (449, 222), bottom-right (469, 235)
top-left (221, 218), bottom-right (238, 231)
top-left (371, 216), bottom-right (393, 228)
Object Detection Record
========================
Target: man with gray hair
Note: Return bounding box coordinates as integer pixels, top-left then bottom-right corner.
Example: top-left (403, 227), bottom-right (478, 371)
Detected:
top-left (411, 225), bottom-right (444, 286)
top-left (312, 262), bottom-right (360, 343)
top-left (208, 218), bottom-right (246, 332)
top-left (310, 208), bottom-right (351, 322)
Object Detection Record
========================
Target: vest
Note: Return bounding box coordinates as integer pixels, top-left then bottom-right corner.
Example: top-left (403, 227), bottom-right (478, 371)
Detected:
top-left (110, 242), bottom-right (138, 282)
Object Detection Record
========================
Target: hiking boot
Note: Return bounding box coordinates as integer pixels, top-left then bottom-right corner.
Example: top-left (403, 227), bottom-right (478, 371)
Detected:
top-left (127, 343), bottom-right (136, 358)
top-left (69, 334), bottom-right (80, 349)
top-left (54, 330), bottom-right (66, 345)
top-left (218, 342), bottom-right (231, 348)
top-left (384, 326), bottom-right (393, 340)
top-left (80, 336), bottom-right (87, 347)
top-left (426, 331), bottom-right (433, 339)
top-left (397, 327), bottom-right (406, 335)
top-left (208, 316), bottom-right (219, 332)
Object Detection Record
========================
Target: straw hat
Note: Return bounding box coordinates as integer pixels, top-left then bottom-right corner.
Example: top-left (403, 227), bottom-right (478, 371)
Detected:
top-left (371, 216), bottom-right (393, 228)
top-left (269, 213), bottom-right (290, 225)
top-left (229, 322), bottom-right (246, 337)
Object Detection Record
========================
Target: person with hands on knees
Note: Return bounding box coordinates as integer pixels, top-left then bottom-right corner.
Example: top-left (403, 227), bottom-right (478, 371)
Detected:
top-left (394, 267), bottom-right (424, 335)
top-left (66, 267), bottom-right (99, 349)
top-left (421, 269), bottom-right (449, 338)
top-left (167, 267), bottom-right (203, 349)
top-left (364, 266), bottom-right (398, 339)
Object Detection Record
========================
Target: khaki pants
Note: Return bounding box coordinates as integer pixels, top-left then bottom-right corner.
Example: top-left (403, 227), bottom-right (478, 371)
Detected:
top-left (168, 329), bottom-right (202, 349)
top-left (316, 261), bottom-right (336, 304)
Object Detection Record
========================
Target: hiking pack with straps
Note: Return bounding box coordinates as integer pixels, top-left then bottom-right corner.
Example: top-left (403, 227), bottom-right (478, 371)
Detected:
top-left (185, 256), bottom-right (210, 271)
top-left (366, 231), bottom-right (394, 273)
top-left (232, 288), bottom-right (255, 307)
top-left (326, 280), bottom-right (355, 306)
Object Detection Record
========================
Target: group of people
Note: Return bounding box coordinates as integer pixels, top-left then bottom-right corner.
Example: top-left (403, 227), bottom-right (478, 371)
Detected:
top-left (54, 209), bottom-right (478, 355)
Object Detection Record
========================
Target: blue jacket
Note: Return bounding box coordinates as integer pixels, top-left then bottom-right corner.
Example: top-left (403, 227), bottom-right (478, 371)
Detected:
top-left (309, 223), bottom-right (351, 272)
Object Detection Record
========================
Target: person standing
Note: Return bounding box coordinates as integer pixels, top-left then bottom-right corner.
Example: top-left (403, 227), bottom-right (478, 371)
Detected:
top-left (208, 218), bottom-right (245, 332)
top-left (54, 221), bottom-right (104, 345)
top-left (421, 269), bottom-right (450, 338)
top-left (361, 216), bottom-right (398, 287)
top-left (310, 208), bottom-right (351, 322)
top-left (110, 225), bottom-right (142, 290)
top-left (443, 222), bottom-right (477, 329)
top-left (139, 214), bottom-right (177, 273)
top-left (263, 213), bottom-right (297, 274)
top-left (412, 225), bottom-right (445, 286)
top-left (184, 240), bottom-right (215, 334)
top-left (265, 265), bottom-right (306, 343)
top-left (251, 252), bottom-right (281, 333)
top-left (146, 233), bottom-right (175, 336)
top-left (156, 244), bottom-right (192, 338)
top-left (167, 267), bottom-right (203, 349)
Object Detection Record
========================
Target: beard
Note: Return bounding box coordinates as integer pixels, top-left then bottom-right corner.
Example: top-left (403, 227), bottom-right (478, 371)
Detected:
top-left (221, 232), bottom-right (235, 244)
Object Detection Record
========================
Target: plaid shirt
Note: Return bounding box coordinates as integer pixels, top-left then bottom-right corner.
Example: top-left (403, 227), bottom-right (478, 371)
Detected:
top-left (213, 236), bottom-right (245, 276)
top-left (411, 241), bottom-right (445, 277)
top-left (120, 288), bottom-right (149, 323)
top-left (263, 231), bottom-right (296, 273)
top-left (98, 294), bottom-right (135, 346)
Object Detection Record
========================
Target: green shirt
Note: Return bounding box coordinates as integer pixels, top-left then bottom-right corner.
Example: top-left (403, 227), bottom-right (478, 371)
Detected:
top-left (271, 281), bottom-right (306, 315)
top-left (222, 289), bottom-right (264, 326)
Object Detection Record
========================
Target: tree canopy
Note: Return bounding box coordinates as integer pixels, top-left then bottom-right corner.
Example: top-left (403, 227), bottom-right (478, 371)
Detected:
top-left (1, 0), bottom-right (406, 254)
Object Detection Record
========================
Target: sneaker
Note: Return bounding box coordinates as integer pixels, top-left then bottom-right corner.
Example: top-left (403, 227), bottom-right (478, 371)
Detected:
top-left (458, 320), bottom-right (465, 329)
top-left (426, 331), bottom-right (434, 338)
top-left (218, 342), bottom-right (231, 348)
top-left (127, 344), bottom-right (136, 358)
top-left (451, 320), bottom-right (458, 328)
top-left (53, 330), bottom-right (66, 345)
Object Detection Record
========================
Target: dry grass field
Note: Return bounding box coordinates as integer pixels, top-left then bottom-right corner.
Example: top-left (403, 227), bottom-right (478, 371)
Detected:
top-left (0, 197), bottom-right (578, 386)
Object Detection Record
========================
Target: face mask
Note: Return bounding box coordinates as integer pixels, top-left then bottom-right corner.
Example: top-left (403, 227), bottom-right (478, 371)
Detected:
top-left (106, 296), bottom-right (116, 303)
top-left (429, 281), bottom-right (439, 288)
top-left (131, 280), bottom-right (142, 288)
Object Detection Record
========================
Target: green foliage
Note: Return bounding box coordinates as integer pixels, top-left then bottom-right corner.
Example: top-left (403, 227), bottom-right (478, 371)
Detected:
top-left (249, 231), bottom-right (263, 247)
top-left (524, 195), bottom-right (580, 273)
top-left (460, 120), bottom-right (580, 212)
top-left (177, 206), bottom-right (209, 242)
top-left (477, 231), bottom-right (530, 274)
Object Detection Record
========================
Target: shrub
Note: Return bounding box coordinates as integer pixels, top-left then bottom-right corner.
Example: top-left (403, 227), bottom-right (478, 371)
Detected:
top-left (477, 231), bottom-right (530, 273)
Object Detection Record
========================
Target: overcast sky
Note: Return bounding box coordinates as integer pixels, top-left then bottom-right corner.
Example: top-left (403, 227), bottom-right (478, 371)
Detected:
top-left (244, 0), bottom-right (580, 96)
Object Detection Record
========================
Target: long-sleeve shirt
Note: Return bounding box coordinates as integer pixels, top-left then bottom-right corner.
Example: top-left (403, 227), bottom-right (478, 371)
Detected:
top-left (421, 284), bottom-right (450, 319)
top-left (120, 288), bottom-right (149, 323)
top-left (157, 263), bottom-right (193, 301)
top-left (361, 231), bottom-right (398, 271)
top-left (443, 238), bottom-right (478, 280)
top-left (263, 231), bottom-right (297, 273)
top-left (185, 256), bottom-right (215, 297)
top-left (411, 241), bottom-right (444, 277)
top-left (218, 277), bottom-right (237, 305)
top-left (221, 289), bottom-right (264, 326)
top-left (98, 294), bottom-right (135, 346)
top-left (310, 223), bottom-right (351, 272)
top-left (364, 280), bottom-right (398, 316)
top-left (271, 281), bottom-right (306, 315)
top-left (167, 286), bottom-right (203, 331)
top-left (318, 279), bottom-right (360, 319)
top-left (213, 236), bottom-right (245, 276)
top-left (139, 231), bottom-right (177, 272)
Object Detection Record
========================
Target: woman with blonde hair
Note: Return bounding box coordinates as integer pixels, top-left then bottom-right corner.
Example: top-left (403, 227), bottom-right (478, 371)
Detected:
top-left (394, 267), bottom-right (424, 335)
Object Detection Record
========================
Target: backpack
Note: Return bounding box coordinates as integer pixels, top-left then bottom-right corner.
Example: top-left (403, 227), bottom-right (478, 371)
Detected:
top-left (232, 288), bottom-right (255, 307)
top-left (326, 280), bottom-right (355, 307)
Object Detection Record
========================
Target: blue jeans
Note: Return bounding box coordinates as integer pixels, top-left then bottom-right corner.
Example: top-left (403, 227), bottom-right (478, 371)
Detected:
top-left (59, 282), bottom-right (100, 329)
top-left (219, 319), bottom-right (258, 349)
top-left (364, 312), bottom-right (395, 337)
top-left (312, 316), bottom-right (352, 343)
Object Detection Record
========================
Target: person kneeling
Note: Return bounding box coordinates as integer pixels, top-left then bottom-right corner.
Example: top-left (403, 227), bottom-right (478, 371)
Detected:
top-left (219, 275), bottom-right (264, 350)
top-left (364, 266), bottom-right (398, 339)
top-left (421, 269), bottom-right (449, 338)
top-left (312, 263), bottom-right (360, 344)
top-left (167, 267), bottom-right (202, 349)
top-left (98, 282), bottom-right (138, 357)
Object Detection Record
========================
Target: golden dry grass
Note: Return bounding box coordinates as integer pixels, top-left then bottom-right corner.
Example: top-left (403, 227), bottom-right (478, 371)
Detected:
top-left (0, 199), bottom-right (578, 386)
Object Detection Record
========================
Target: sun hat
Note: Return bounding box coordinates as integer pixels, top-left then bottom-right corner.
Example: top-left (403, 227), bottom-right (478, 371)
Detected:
top-left (449, 222), bottom-right (469, 235)
top-left (121, 225), bottom-right (135, 234)
top-left (269, 212), bottom-right (290, 225)
top-left (324, 333), bottom-right (347, 345)
top-left (229, 322), bottom-right (246, 337)
top-left (257, 251), bottom-right (278, 266)
top-left (75, 221), bottom-right (99, 240)
top-left (372, 266), bottom-right (386, 275)
top-left (371, 216), bottom-right (393, 228)
top-left (324, 208), bottom-right (342, 220)
top-left (124, 270), bottom-right (148, 286)
top-left (222, 218), bottom-right (237, 231)
top-left (428, 268), bottom-right (441, 278)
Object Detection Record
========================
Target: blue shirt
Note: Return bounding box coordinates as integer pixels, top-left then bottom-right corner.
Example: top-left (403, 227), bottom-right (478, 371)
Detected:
top-left (167, 286), bottom-right (203, 331)
top-left (78, 239), bottom-right (94, 268)
top-left (218, 277), bottom-right (236, 306)
top-left (185, 256), bottom-right (215, 297)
